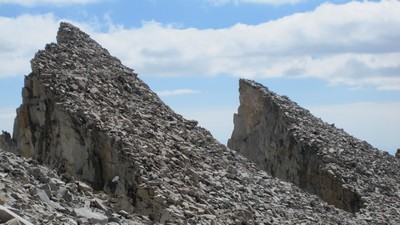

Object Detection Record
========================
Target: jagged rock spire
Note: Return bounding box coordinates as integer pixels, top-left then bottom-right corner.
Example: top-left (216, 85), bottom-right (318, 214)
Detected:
top-left (4, 22), bottom-right (399, 224)
top-left (229, 78), bottom-right (400, 218)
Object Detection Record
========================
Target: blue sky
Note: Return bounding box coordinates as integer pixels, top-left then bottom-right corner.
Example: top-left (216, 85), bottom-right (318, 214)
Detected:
top-left (0, 0), bottom-right (399, 154)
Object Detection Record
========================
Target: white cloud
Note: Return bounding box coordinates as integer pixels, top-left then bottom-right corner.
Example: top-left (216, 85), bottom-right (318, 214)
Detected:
top-left (0, 3), bottom-right (398, 155)
top-left (93, 0), bottom-right (400, 90)
top-left (308, 102), bottom-right (400, 155)
top-left (0, 0), bottom-right (399, 91)
top-left (0, 14), bottom-right (58, 78)
top-left (0, 14), bottom-right (96, 79)
top-left (0, 108), bottom-right (16, 133)
top-left (206, 0), bottom-right (303, 6)
top-left (0, 0), bottom-right (100, 7)
top-left (156, 89), bottom-right (201, 97)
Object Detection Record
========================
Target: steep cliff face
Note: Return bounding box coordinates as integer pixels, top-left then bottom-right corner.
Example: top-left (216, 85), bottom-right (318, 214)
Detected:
top-left (229, 79), bottom-right (400, 216)
top-left (9, 23), bottom-right (399, 224)
top-left (12, 22), bottom-right (146, 213)
top-left (13, 22), bottom-right (217, 219)
top-left (0, 131), bottom-right (15, 153)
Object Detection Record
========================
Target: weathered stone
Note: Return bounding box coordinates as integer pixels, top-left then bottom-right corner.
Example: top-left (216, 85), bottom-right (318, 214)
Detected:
top-left (117, 210), bottom-right (129, 218)
top-left (76, 181), bottom-right (93, 193)
top-left (73, 207), bottom-right (108, 225)
top-left (0, 131), bottom-right (16, 153)
top-left (0, 205), bottom-right (33, 225)
top-left (228, 79), bottom-right (400, 218)
top-left (4, 218), bottom-right (22, 225)
top-left (38, 184), bottom-right (52, 198)
top-left (91, 198), bottom-right (107, 211)
top-left (0, 193), bottom-right (6, 205)
top-left (1, 22), bottom-right (398, 225)
top-left (36, 188), bottom-right (65, 211)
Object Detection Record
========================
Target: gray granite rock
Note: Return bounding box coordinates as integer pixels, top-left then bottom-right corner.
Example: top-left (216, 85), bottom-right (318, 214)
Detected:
top-left (0, 148), bottom-right (149, 224)
top-left (1, 22), bottom-right (398, 224)
top-left (0, 131), bottom-right (16, 154)
top-left (73, 207), bottom-right (108, 224)
top-left (229, 79), bottom-right (400, 222)
top-left (0, 205), bottom-right (33, 225)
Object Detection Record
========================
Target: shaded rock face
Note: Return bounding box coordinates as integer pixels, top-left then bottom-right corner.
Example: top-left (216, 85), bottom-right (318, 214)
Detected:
top-left (13, 23), bottom-right (136, 203)
top-left (8, 22), bottom-right (399, 224)
top-left (0, 148), bottom-right (150, 224)
top-left (229, 79), bottom-right (400, 216)
top-left (0, 131), bottom-right (16, 153)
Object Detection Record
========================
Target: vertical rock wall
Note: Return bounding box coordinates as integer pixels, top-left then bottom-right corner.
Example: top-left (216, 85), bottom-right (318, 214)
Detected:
top-left (12, 22), bottom-right (147, 216)
top-left (8, 23), bottom-right (400, 224)
top-left (0, 131), bottom-right (15, 153)
top-left (228, 79), bottom-right (400, 214)
top-left (14, 74), bottom-right (129, 191)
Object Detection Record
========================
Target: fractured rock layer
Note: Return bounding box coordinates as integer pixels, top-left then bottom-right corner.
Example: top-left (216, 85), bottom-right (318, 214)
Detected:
top-left (228, 79), bottom-right (400, 219)
top-left (0, 148), bottom-right (149, 224)
top-left (0, 131), bottom-right (16, 153)
top-left (8, 22), bottom-right (399, 224)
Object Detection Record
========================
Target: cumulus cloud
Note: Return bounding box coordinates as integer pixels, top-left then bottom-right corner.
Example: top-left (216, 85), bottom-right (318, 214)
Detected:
top-left (156, 89), bottom-right (201, 97)
top-left (0, 0), bottom-right (99, 7)
top-left (0, 14), bottom-right (96, 79)
top-left (206, 0), bottom-right (303, 6)
top-left (1, 1), bottom-right (399, 90)
top-left (0, 14), bottom-right (58, 78)
top-left (93, 0), bottom-right (400, 90)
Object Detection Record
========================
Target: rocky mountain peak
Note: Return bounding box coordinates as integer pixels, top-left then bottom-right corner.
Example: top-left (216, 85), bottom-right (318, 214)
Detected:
top-left (57, 22), bottom-right (90, 44)
top-left (1, 23), bottom-right (399, 224)
top-left (229, 78), bottom-right (400, 217)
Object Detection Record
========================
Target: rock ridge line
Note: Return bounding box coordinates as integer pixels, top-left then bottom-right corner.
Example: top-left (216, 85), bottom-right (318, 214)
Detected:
top-left (0, 22), bottom-right (398, 224)
top-left (228, 79), bottom-right (400, 221)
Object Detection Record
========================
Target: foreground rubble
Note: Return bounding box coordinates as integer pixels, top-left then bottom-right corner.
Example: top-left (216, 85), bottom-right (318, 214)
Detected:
top-left (1, 22), bottom-right (398, 224)
top-left (0, 145), bottom-right (365, 224)
top-left (0, 148), bottom-right (149, 224)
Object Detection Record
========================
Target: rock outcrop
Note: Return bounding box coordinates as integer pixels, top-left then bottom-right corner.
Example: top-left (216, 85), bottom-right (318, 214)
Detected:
top-left (0, 131), bottom-right (16, 153)
top-left (0, 148), bottom-right (149, 224)
top-left (4, 22), bottom-right (399, 224)
top-left (228, 79), bottom-right (400, 221)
